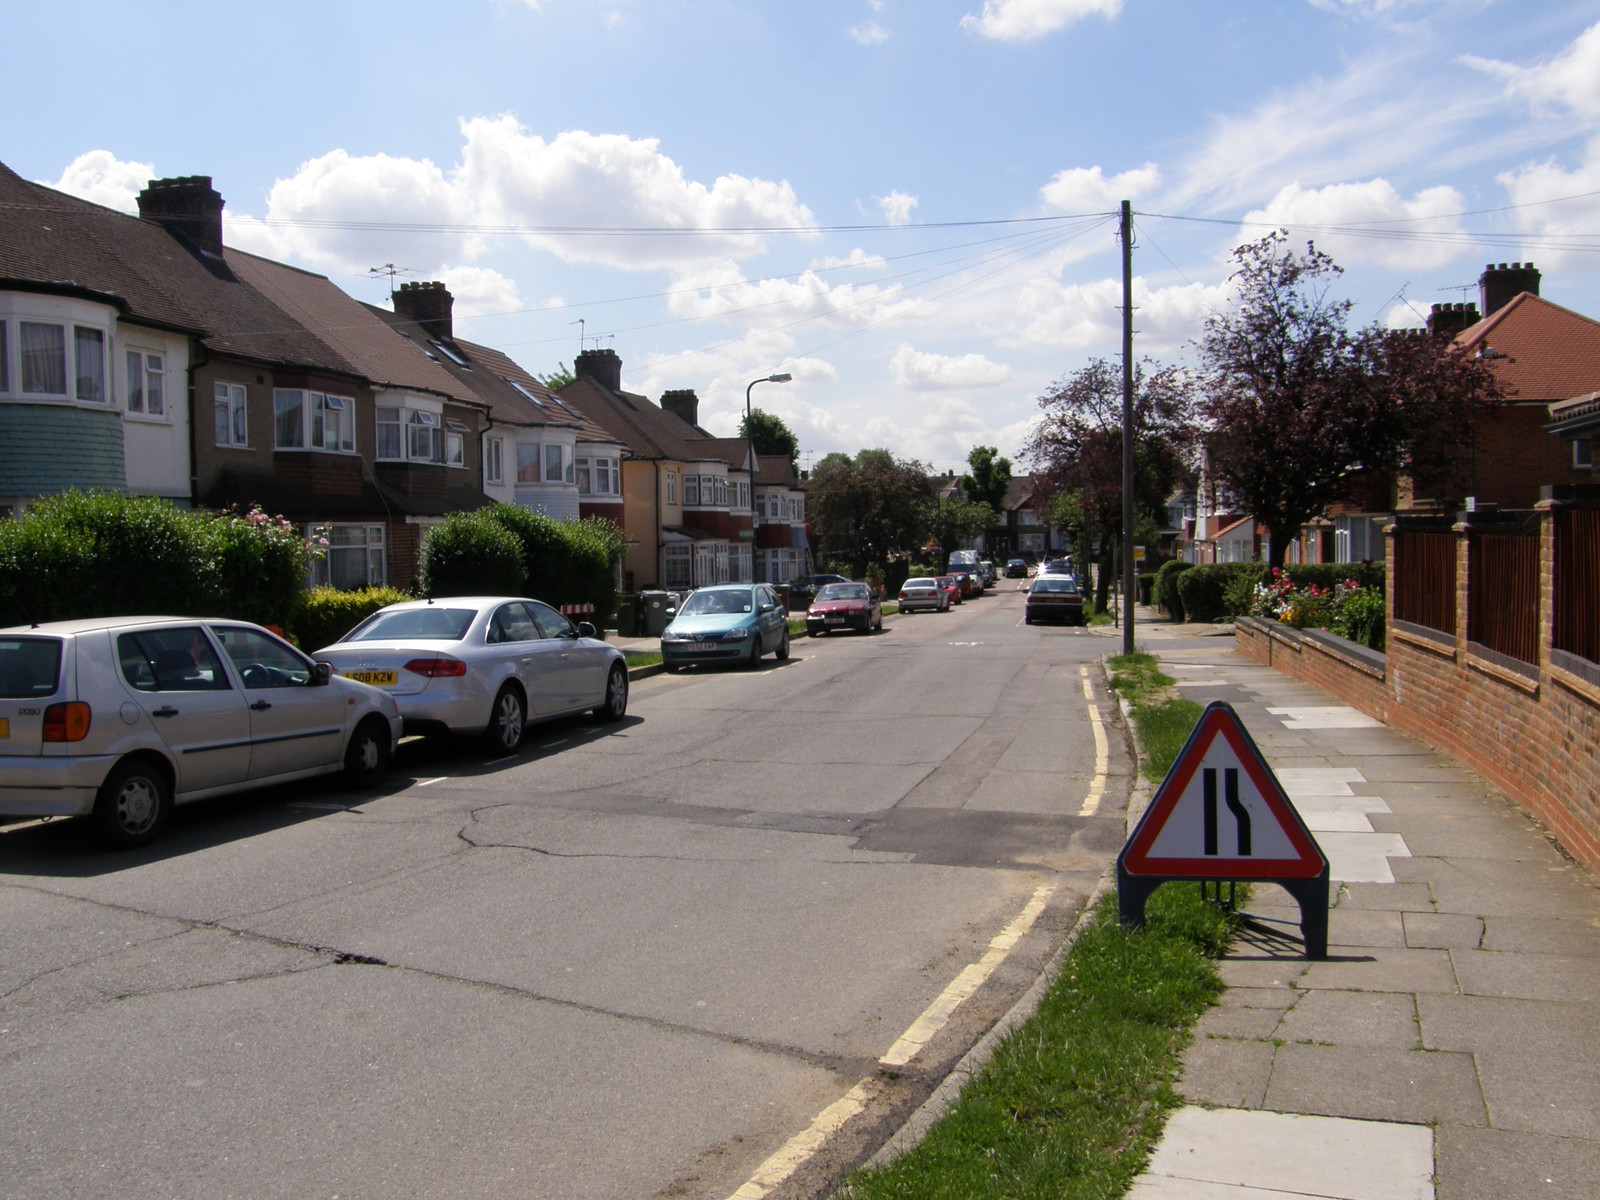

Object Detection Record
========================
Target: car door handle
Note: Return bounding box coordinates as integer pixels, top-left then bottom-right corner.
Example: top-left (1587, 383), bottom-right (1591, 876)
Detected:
top-left (152, 706), bottom-right (179, 718)
top-left (250, 700), bottom-right (272, 711)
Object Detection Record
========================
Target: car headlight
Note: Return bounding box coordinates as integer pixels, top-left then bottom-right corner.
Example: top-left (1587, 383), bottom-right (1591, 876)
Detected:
top-left (720, 627), bottom-right (751, 641)
top-left (661, 629), bottom-right (689, 642)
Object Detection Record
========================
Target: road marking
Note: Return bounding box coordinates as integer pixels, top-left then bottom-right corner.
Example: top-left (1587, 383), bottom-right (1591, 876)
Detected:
top-left (415, 777), bottom-right (448, 787)
top-left (878, 883), bottom-right (1055, 1068)
top-left (724, 1078), bottom-right (879, 1200)
top-left (1079, 667), bottom-right (1109, 816)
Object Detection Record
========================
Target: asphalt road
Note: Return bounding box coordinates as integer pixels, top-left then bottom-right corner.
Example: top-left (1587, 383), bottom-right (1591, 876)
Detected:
top-left (0, 586), bottom-right (1135, 1200)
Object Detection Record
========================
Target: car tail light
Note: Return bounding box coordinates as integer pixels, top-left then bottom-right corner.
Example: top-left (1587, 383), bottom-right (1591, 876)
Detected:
top-left (404, 657), bottom-right (468, 678)
top-left (43, 701), bottom-right (91, 742)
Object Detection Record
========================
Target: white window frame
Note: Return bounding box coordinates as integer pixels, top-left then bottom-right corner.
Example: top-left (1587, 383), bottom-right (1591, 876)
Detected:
top-left (576, 454), bottom-right (620, 498)
top-left (214, 381), bottom-right (248, 447)
top-left (684, 475), bottom-right (700, 506)
top-left (663, 544), bottom-right (692, 590)
top-left (124, 349), bottom-right (166, 417)
top-left (16, 320), bottom-right (109, 402)
top-left (516, 442), bottom-right (542, 484)
top-left (309, 523), bottom-right (386, 589)
top-left (485, 436), bottom-right (505, 485)
top-left (665, 470), bottom-right (678, 505)
top-left (444, 420), bottom-right (468, 469)
top-left (275, 389), bottom-right (355, 453)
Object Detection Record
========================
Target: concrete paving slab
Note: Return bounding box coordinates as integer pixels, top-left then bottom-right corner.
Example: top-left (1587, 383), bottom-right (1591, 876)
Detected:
top-left (1328, 907), bottom-right (1408, 949)
top-left (1405, 856), bottom-right (1600, 919)
top-left (1336, 881), bottom-right (1435, 910)
top-left (1268, 706), bottom-right (1386, 729)
top-left (1299, 945), bottom-right (1460, 994)
top-left (1390, 816), bottom-right (1562, 860)
top-left (1277, 989), bottom-right (1420, 1050)
top-left (1264, 1043), bottom-right (1484, 1124)
top-left (1139, 1108), bottom-right (1433, 1200)
top-left (1193, 1002), bottom-right (1286, 1040)
top-left (1177, 1036), bottom-right (1277, 1108)
top-left (1318, 830), bottom-right (1413, 883)
top-left (1435, 1124), bottom-right (1600, 1200)
top-left (1402, 912), bottom-right (1484, 949)
top-left (1482, 915), bottom-right (1600, 956)
top-left (1451, 947), bottom-right (1600, 1002)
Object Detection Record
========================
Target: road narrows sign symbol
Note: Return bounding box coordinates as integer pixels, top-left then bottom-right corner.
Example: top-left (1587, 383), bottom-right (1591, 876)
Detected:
top-left (1120, 700), bottom-right (1326, 880)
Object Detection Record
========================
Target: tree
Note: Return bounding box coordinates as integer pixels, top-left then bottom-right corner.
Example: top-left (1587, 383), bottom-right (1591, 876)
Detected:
top-left (739, 408), bottom-right (800, 473)
top-left (1025, 358), bottom-right (1197, 614)
top-left (959, 445), bottom-right (1012, 513)
top-left (530, 362), bottom-right (575, 390)
top-left (1195, 231), bottom-right (1503, 566)
top-left (808, 449), bottom-right (935, 576)
top-left (928, 497), bottom-right (996, 566)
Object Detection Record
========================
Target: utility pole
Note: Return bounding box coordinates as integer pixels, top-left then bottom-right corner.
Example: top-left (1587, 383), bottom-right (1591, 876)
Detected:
top-left (1120, 200), bottom-right (1136, 655)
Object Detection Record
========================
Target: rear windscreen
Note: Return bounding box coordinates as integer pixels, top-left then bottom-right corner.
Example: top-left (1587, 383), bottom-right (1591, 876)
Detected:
top-left (0, 637), bottom-right (63, 698)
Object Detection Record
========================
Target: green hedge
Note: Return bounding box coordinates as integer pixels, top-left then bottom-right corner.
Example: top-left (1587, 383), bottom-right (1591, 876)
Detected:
top-left (1178, 561), bottom-right (1388, 623)
top-left (0, 492), bottom-right (315, 629)
top-left (1153, 560), bottom-right (1194, 621)
top-left (290, 586), bottom-right (413, 652)
top-left (418, 510), bottom-right (527, 597)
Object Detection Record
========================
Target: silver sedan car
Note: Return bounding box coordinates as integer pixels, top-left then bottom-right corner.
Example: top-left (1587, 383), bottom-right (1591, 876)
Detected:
top-left (314, 596), bottom-right (629, 752)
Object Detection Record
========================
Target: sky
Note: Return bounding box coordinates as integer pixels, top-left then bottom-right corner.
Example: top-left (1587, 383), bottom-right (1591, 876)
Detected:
top-left (10, 0), bottom-right (1600, 477)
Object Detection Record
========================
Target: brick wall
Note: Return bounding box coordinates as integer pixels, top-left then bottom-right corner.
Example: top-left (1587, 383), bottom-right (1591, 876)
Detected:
top-left (1236, 502), bottom-right (1600, 873)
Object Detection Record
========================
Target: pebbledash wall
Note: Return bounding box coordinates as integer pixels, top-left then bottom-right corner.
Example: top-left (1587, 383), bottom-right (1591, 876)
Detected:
top-left (1236, 499), bottom-right (1600, 874)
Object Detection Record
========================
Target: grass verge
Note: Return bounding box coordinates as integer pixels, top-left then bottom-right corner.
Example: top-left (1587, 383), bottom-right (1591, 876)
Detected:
top-left (1107, 652), bottom-right (1204, 783)
top-left (832, 654), bottom-right (1235, 1200)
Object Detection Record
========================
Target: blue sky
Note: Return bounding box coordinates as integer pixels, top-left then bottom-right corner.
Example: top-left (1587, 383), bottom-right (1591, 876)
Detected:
top-left (11, 0), bottom-right (1600, 475)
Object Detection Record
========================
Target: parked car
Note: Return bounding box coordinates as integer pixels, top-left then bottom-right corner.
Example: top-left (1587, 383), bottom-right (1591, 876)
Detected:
top-left (934, 575), bottom-right (964, 606)
top-left (1024, 575), bottom-right (1086, 625)
top-left (1005, 558), bottom-right (1029, 578)
top-left (316, 596), bottom-right (629, 753)
top-left (978, 561), bottom-right (998, 587)
top-left (951, 570), bottom-right (982, 598)
top-left (806, 582), bottom-right (884, 635)
top-left (788, 574), bottom-right (849, 606)
top-left (659, 583), bottom-right (790, 671)
top-left (897, 577), bottom-right (950, 613)
top-left (0, 617), bottom-right (402, 848)
top-left (1039, 559), bottom-right (1075, 577)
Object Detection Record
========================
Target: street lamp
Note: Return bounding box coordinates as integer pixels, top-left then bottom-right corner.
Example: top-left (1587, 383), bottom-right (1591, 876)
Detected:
top-left (744, 372), bottom-right (793, 583)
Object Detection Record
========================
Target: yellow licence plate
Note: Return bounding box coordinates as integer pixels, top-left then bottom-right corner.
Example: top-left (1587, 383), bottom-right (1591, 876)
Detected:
top-left (343, 670), bottom-right (397, 686)
top-left (0, 717), bottom-right (8, 738)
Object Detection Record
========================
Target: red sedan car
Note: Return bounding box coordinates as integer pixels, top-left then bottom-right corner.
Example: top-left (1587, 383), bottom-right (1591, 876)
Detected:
top-left (806, 582), bottom-right (883, 635)
top-left (934, 575), bottom-right (963, 606)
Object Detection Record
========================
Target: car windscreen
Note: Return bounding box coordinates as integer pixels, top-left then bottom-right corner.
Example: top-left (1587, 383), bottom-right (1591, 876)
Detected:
top-left (816, 584), bottom-right (868, 601)
top-left (0, 637), bottom-right (62, 698)
top-left (901, 579), bottom-right (936, 589)
top-left (1031, 578), bottom-right (1079, 594)
top-left (679, 590), bottom-right (752, 617)
top-left (344, 607), bottom-right (477, 642)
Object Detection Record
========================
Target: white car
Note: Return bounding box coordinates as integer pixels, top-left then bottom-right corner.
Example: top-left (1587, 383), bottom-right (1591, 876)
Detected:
top-left (0, 617), bottom-right (402, 848)
top-left (314, 596), bottom-right (629, 752)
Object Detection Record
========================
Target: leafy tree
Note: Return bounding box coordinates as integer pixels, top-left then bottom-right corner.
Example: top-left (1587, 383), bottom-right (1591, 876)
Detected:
top-left (808, 449), bottom-right (935, 576)
top-left (1195, 231), bottom-right (1503, 566)
top-left (959, 445), bottom-right (1013, 514)
top-left (929, 497), bottom-right (996, 567)
top-left (529, 362), bottom-right (575, 390)
top-left (739, 408), bottom-right (801, 473)
top-left (1026, 358), bottom-right (1197, 613)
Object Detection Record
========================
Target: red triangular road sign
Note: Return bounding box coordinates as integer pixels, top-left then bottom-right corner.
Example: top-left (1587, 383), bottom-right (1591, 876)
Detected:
top-left (1121, 700), bottom-right (1326, 880)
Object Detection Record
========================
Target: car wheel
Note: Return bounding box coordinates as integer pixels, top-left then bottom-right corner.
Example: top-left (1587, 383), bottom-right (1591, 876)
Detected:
top-left (92, 758), bottom-right (172, 849)
top-left (663, 662), bottom-right (681, 674)
top-left (747, 635), bottom-right (764, 669)
top-left (343, 716), bottom-right (392, 787)
top-left (808, 628), bottom-right (819, 638)
top-left (595, 663), bottom-right (628, 722)
top-left (776, 630), bottom-right (790, 661)
top-left (484, 684), bottom-right (525, 753)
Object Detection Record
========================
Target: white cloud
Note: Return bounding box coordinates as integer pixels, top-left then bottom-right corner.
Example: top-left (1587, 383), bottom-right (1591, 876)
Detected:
top-left (432, 265), bottom-right (525, 327)
top-left (1240, 179), bottom-right (1469, 270)
top-left (1496, 135), bottom-right (1600, 269)
top-left (849, 21), bottom-right (890, 44)
top-left (1465, 21), bottom-right (1600, 121)
top-left (878, 190), bottom-right (918, 225)
top-left (1040, 164), bottom-right (1159, 214)
top-left (458, 115), bottom-right (816, 271)
top-left (889, 344), bottom-right (1011, 390)
top-left (811, 248), bottom-right (888, 271)
top-left (43, 150), bottom-right (154, 213)
top-left (665, 261), bottom-right (923, 331)
top-left (1011, 275), bottom-right (1226, 353)
top-left (960, 0), bottom-right (1121, 42)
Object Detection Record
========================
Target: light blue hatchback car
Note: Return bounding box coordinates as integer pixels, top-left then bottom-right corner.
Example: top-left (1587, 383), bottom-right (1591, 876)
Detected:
top-left (660, 583), bottom-right (791, 672)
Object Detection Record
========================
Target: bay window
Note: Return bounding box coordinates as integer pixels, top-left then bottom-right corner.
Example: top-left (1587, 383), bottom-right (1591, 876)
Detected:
top-left (684, 475), bottom-right (699, 505)
top-left (275, 389), bottom-right (355, 452)
top-left (376, 405), bottom-right (444, 462)
top-left (576, 454), bottom-right (620, 497)
top-left (74, 328), bottom-right (105, 402)
top-left (20, 322), bottom-right (66, 395)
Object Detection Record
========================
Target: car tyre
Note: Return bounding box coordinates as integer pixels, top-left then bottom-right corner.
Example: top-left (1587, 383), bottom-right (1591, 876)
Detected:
top-left (747, 635), bottom-right (764, 669)
top-left (776, 630), bottom-right (790, 661)
top-left (92, 757), bottom-right (172, 849)
top-left (343, 716), bottom-right (392, 787)
top-left (595, 663), bottom-right (628, 722)
top-left (484, 684), bottom-right (525, 753)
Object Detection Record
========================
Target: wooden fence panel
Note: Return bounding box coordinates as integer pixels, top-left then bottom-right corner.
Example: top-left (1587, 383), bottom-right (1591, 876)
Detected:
top-left (1468, 531), bottom-right (1539, 664)
top-left (1555, 510), bottom-right (1600, 666)
top-left (1393, 531), bottom-right (1456, 635)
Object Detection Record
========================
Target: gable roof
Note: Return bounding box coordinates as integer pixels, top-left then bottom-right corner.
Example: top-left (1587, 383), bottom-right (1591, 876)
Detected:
top-left (1453, 292), bottom-right (1600, 404)
top-left (560, 374), bottom-right (742, 465)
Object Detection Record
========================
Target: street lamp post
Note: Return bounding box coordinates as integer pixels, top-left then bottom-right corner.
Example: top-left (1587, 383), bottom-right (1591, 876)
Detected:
top-left (744, 373), bottom-right (792, 582)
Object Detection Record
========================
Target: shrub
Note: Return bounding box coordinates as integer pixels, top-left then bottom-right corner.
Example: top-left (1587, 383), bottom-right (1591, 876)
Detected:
top-left (418, 510), bottom-right (526, 596)
top-left (480, 504), bottom-right (622, 626)
top-left (1153, 560), bottom-right (1193, 621)
top-left (291, 585), bottom-right (413, 651)
top-left (1333, 586), bottom-right (1386, 651)
top-left (1175, 563), bottom-right (1262, 622)
top-left (196, 506), bottom-right (322, 629)
top-left (1137, 572), bottom-right (1157, 606)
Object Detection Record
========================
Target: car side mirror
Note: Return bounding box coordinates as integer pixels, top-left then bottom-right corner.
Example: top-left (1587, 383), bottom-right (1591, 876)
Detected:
top-left (577, 621), bottom-right (597, 638)
top-left (760, 603), bottom-right (776, 614)
top-left (665, 607), bottom-right (676, 618)
top-left (313, 661), bottom-right (333, 685)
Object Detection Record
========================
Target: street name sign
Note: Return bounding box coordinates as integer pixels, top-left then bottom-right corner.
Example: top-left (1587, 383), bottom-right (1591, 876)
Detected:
top-left (1117, 700), bottom-right (1330, 957)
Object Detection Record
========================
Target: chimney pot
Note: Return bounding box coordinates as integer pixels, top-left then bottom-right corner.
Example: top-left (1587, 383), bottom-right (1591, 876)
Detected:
top-left (392, 280), bottom-right (454, 342)
top-left (660, 388), bottom-right (701, 428)
top-left (137, 175), bottom-right (226, 259)
top-left (574, 348), bottom-right (623, 393)
top-left (1479, 261), bottom-right (1540, 319)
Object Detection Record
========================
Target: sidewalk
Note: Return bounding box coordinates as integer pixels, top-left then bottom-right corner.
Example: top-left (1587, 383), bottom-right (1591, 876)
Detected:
top-left (1116, 611), bottom-right (1600, 1200)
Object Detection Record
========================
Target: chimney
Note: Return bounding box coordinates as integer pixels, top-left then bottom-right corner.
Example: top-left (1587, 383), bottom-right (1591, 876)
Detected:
top-left (574, 348), bottom-right (622, 393)
top-left (1427, 301), bottom-right (1480, 339)
top-left (1479, 262), bottom-right (1540, 318)
top-left (393, 280), bottom-right (454, 341)
top-left (137, 176), bottom-right (225, 259)
top-left (660, 389), bottom-right (700, 427)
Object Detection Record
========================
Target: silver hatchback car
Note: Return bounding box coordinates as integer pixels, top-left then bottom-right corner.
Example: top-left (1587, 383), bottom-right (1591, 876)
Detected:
top-left (0, 617), bottom-right (402, 847)
top-left (314, 596), bottom-right (629, 752)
